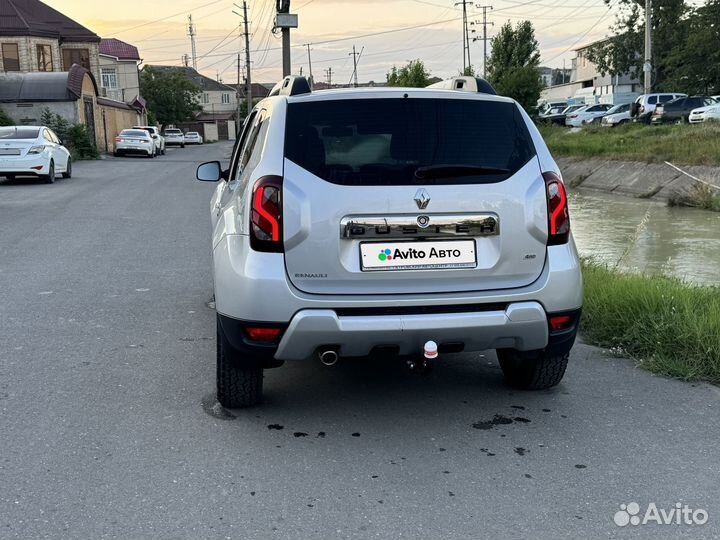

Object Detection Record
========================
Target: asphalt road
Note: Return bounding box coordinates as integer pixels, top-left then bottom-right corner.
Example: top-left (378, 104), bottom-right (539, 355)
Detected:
top-left (1, 142), bottom-right (719, 540)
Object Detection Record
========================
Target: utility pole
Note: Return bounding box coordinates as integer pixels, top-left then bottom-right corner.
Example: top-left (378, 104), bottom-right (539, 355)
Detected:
top-left (305, 43), bottom-right (313, 87)
top-left (643, 0), bottom-right (652, 94)
top-left (455, 0), bottom-right (471, 72)
top-left (475, 5), bottom-right (493, 78)
top-left (274, 1), bottom-right (298, 77)
top-left (182, 54), bottom-right (189, 67)
top-left (187, 15), bottom-right (197, 69)
top-left (236, 52), bottom-right (242, 130)
top-left (233, 3), bottom-right (253, 120)
top-left (325, 67), bottom-right (332, 87)
top-left (349, 45), bottom-right (360, 87)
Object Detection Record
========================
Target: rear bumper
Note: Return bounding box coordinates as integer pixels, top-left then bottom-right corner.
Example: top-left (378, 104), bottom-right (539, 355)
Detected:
top-left (115, 146), bottom-right (152, 155)
top-left (219, 306), bottom-right (580, 363)
top-left (275, 302), bottom-right (549, 360)
top-left (0, 154), bottom-right (50, 174)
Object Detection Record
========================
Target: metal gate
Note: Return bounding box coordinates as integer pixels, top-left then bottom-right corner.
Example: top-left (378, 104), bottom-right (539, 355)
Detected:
top-left (83, 97), bottom-right (96, 147)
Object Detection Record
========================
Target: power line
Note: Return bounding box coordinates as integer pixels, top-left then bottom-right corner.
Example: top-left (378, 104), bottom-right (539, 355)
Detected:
top-left (106, 0), bottom-right (224, 36)
top-left (541, 5), bottom-right (614, 63)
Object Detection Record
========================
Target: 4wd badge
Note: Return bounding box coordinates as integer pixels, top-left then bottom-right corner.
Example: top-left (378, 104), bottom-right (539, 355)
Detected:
top-left (414, 188), bottom-right (431, 209)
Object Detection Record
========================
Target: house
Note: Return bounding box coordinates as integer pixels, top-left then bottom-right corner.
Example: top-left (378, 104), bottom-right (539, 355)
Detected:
top-left (0, 0), bottom-right (101, 81)
top-left (99, 38), bottom-right (142, 103)
top-left (540, 39), bottom-right (642, 105)
top-left (0, 65), bottom-right (146, 152)
top-left (147, 66), bottom-right (239, 140)
top-left (147, 66), bottom-right (238, 115)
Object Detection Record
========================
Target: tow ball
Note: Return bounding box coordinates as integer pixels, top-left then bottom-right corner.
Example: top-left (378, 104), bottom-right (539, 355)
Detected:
top-left (406, 341), bottom-right (438, 374)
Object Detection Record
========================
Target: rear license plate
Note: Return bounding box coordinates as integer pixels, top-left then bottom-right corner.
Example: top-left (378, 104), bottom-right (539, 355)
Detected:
top-left (360, 240), bottom-right (476, 271)
top-left (0, 149), bottom-right (20, 155)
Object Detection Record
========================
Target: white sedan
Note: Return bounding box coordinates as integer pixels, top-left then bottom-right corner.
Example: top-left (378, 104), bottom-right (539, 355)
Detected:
top-left (184, 131), bottom-right (203, 145)
top-left (0, 125), bottom-right (71, 184)
top-left (565, 103), bottom-right (615, 127)
top-left (689, 104), bottom-right (720, 124)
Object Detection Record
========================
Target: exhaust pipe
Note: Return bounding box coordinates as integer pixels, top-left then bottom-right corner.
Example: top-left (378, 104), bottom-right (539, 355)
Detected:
top-left (319, 349), bottom-right (339, 366)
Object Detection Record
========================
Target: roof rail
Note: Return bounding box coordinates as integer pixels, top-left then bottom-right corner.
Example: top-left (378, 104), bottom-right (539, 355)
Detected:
top-left (268, 75), bottom-right (312, 97)
top-left (426, 76), bottom-right (496, 95)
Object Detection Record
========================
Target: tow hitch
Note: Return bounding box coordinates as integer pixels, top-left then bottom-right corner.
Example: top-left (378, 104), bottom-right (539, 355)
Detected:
top-left (406, 341), bottom-right (438, 374)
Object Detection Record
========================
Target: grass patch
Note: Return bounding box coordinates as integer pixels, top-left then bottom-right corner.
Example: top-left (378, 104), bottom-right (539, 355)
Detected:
top-left (538, 122), bottom-right (720, 166)
top-left (668, 183), bottom-right (720, 211)
top-left (581, 260), bottom-right (720, 383)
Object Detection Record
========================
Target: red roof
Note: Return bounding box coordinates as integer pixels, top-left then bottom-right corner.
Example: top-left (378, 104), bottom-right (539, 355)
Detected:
top-left (100, 38), bottom-right (140, 61)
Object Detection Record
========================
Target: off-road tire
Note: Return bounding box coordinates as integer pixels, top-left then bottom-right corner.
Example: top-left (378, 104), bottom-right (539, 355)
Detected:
top-left (216, 315), bottom-right (263, 408)
top-left (62, 158), bottom-right (72, 179)
top-left (497, 349), bottom-right (569, 390)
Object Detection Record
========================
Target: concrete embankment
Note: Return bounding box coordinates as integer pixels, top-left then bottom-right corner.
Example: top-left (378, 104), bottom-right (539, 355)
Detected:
top-left (557, 157), bottom-right (720, 201)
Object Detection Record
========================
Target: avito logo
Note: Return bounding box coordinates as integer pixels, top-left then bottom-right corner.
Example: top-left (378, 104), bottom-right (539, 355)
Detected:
top-left (377, 247), bottom-right (462, 262)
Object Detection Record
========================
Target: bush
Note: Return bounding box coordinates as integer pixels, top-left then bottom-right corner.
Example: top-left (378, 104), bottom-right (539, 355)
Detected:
top-left (66, 124), bottom-right (99, 160)
top-left (0, 109), bottom-right (14, 126)
top-left (40, 108), bottom-right (98, 160)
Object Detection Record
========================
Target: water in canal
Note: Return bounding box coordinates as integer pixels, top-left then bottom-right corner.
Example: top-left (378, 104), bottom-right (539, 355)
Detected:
top-left (569, 189), bottom-right (720, 285)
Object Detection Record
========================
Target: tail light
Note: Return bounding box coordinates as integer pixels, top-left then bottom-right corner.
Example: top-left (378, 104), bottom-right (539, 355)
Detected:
top-left (543, 172), bottom-right (570, 245)
top-left (115, 137), bottom-right (124, 142)
top-left (245, 327), bottom-right (283, 343)
top-left (250, 175), bottom-right (283, 253)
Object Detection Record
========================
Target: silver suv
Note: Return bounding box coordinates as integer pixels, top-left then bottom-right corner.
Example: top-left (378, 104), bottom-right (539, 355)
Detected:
top-left (197, 76), bottom-right (582, 408)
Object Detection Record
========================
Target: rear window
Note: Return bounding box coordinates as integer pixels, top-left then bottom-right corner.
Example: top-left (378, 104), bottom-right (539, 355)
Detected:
top-left (284, 98), bottom-right (536, 185)
top-left (164, 129), bottom-right (182, 134)
top-left (0, 127), bottom-right (39, 139)
top-left (121, 130), bottom-right (150, 137)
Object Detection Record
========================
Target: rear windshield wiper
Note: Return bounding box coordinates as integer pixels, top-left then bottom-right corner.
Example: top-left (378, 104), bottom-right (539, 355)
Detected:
top-left (414, 164), bottom-right (511, 179)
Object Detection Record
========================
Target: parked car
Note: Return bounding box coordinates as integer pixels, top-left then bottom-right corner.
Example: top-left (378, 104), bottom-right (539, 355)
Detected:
top-left (133, 125), bottom-right (165, 156)
top-left (631, 93), bottom-right (686, 123)
top-left (689, 103), bottom-right (720, 124)
top-left (600, 103), bottom-right (632, 126)
top-left (0, 125), bottom-right (71, 183)
top-left (565, 103), bottom-right (614, 127)
top-left (538, 101), bottom-right (568, 116)
top-left (114, 128), bottom-right (155, 158)
top-left (651, 96), bottom-right (717, 124)
top-left (196, 75), bottom-right (583, 408)
top-left (538, 104), bottom-right (584, 126)
top-left (163, 128), bottom-right (185, 148)
top-left (184, 131), bottom-right (203, 145)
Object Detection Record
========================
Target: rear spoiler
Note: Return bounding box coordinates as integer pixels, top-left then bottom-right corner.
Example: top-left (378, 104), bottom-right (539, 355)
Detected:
top-left (426, 76), bottom-right (496, 95)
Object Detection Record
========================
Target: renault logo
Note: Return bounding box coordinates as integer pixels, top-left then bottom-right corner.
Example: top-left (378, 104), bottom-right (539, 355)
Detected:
top-left (414, 188), bottom-right (431, 209)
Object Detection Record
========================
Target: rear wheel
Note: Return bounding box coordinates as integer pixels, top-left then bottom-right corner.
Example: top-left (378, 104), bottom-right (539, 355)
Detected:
top-left (181, 144), bottom-right (185, 148)
top-left (42, 161), bottom-right (55, 184)
top-left (61, 158), bottom-right (72, 179)
top-left (497, 348), bottom-right (569, 390)
top-left (148, 150), bottom-right (154, 158)
top-left (161, 146), bottom-right (165, 155)
top-left (216, 315), bottom-right (263, 408)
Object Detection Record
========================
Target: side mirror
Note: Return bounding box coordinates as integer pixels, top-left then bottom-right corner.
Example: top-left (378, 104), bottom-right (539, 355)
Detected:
top-left (197, 161), bottom-right (226, 182)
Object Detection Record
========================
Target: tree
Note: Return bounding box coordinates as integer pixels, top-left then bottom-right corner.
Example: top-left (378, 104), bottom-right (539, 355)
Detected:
top-left (140, 66), bottom-right (202, 127)
top-left (486, 21), bottom-right (542, 112)
top-left (0, 109), bottom-right (13, 126)
top-left (460, 66), bottom-right (476, 76)
top-left (386, 60), bottom-right (432, 87)
top-left (584, 0), bottom-right (689, 91)
top-left (663, 0), bottom-right (720, 94)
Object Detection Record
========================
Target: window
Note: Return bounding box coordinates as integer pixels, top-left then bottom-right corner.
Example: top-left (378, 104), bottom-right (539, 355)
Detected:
top-left (62, 48), bottom-right (90, 70)
top-left (648, 96), bottom-right (658, 105)
top-left (658, 95), bottom-right (674, 103)
top-left (2, 43), bottom-right (20, 72)
top-left (101, 68), bottom-right (118, 89)
top-left (36, 44), bottom-right (53, 71)
top-left (284, 98), bottom-right (536, 186)
top-left (202, 93), bottom-right (210, 104)
top-left (222, 93), bottom-right (230, 104)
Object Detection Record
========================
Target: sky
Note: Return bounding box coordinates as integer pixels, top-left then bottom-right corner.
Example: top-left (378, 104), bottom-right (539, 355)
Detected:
top-left (44, 0), bottom-right (617, 85)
